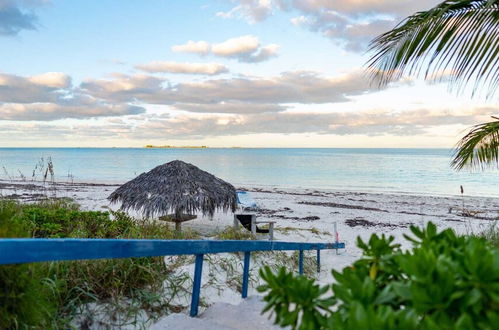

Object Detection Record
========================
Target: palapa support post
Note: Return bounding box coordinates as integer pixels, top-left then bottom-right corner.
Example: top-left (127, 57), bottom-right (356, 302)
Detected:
top-left (190, 254), bottom-right (204, 317)
top-left (242, 251), bottom-right (251, 298)
top-left (250, 214), bottom-right (257, 235)
top-left (298, 250), bottom-right (304, 275)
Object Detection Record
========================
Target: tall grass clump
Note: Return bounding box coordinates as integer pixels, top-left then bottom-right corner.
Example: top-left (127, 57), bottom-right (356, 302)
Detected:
top-left (259, 222), bottom-right (499, 329)
top-left (215, 226), bottom-right (256, 240)
top-left (478, 222), bottom-right (499, 248)
top-left (0, 198), bottom-right (199, 328)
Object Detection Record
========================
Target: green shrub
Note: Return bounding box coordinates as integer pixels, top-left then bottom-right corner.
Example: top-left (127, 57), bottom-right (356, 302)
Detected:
top-left (0, 199), bottom-right (199, 328)
top-left (0, 264), bottom-right (58, 329)
top-left (258, 222), bottom-right (499, 330)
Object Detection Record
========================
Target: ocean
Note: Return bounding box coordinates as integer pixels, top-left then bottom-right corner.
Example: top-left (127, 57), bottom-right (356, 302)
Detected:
top-left (0, 148), bottom-right (498, 197)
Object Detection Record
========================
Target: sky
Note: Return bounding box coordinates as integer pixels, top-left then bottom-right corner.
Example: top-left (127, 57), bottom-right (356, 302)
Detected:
top-left (0, 0), bottom-right (497, 148)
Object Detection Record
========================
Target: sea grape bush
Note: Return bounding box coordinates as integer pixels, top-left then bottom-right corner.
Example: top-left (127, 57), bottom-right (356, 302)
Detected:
top-left (258, 223), bottom-right (499, 330)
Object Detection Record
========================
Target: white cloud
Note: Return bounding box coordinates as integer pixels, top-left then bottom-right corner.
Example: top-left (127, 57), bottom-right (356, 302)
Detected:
top-left (211, 35), bottom-right (259, 56)
top-left (42, 105), bottom-right (491, 141)
top-left (28, 72), bottom-right (71, 88)
top-left (216, 0), bottom-right (275, 23)
top-left (171, 102), bottom-right (287, 113)
top-left (0, 101), bottom-right (144, 121)
top-left (171, 35), bottom-right (279, 63)
top-left (81, 70), bottom-right (376, 108)
top-left (0, 72), bottom-right (69, 103)
top-left (221, 0), bottom-right (442, 52)
top-left (135, 61), bottom-right (229, 75)
top-left (171, 40), bottom-right (210, 55)
top-left (0, 72), bottom-right (145, 120)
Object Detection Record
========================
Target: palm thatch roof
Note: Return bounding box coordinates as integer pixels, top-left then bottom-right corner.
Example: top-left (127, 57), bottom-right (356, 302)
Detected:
top-left (108, 160), bottom-right (237, 218)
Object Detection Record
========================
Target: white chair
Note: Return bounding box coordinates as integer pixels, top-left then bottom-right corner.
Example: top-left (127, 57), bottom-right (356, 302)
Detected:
top-left (234, 191), bottom-right (276, 241)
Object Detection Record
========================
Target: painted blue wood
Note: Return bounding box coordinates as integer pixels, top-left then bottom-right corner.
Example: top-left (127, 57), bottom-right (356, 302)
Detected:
top-left (242, 251), bottom-right (251, 299)
top-left (316, 249), bottom-right (321, 273)
top-left (0, 239), bottom-right (345, 265)
top-left (0, 238), bottom-right (345, 318)
top-left (190, 254), bottom-right (204, 317)
top-left (298, 250), bottom-right (304, 275)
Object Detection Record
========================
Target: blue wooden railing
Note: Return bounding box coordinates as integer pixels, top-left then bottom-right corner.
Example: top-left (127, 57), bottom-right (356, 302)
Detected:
top-left (0, 239), bottom-right (345, 317)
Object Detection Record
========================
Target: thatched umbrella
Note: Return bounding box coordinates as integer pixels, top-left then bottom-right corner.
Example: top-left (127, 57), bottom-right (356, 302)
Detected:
top-left (108, 160), bottom-right (237, 232)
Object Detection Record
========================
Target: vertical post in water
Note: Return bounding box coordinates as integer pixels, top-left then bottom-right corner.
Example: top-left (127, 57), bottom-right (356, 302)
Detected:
top-left (316, 249), bottom-right (321, 274)
top-left (334, 222), bottom-right (339, 255)
top-left (298, 250), bottom-right (304, 275)
top-left (190, 254), bottom-right (204, 317)
top-left (242, 251), bottom-right (251, 298)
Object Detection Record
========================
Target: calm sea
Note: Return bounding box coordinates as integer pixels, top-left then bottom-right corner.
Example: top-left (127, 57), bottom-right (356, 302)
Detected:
top-left (0, 148), bottom-right (498, 197)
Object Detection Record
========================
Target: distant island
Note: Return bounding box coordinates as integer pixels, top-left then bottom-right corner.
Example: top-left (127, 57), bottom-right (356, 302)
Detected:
top-left (145, 145), bottom-right (208, 149)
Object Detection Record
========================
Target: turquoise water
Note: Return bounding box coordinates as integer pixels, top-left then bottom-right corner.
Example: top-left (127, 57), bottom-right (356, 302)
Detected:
top-left (0, 148), bottom-right (498, 197)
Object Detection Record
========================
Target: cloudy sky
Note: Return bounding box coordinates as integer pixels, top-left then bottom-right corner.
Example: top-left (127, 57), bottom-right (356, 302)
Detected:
top-left (0, 0), bottom-right (497, 147)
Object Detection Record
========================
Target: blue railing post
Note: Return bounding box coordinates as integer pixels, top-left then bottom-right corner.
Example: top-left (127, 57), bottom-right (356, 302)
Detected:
top-left (316, 249), bottom-right (320, 273)
top-left (298, 250), bottom-right (304, 275)
top-left (190, 254), bottom-right (204, 317)
top-left (0, 239), bottom-right (346, 318)
top-left (242, 251), bottom-right (251, 298)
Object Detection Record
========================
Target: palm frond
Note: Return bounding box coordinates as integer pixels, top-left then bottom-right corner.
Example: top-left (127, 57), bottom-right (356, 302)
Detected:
top-left (367, 0), bottom-right (499, 98)
top-left (452, 118), bottom-right (499, 169)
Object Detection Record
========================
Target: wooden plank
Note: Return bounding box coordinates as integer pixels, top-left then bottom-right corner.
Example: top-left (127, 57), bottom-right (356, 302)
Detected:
top-left (316, 249), bottom-right (321, 274)
top-left (298, 250), bottom-right (304, 275)
top-left (0, 239), bottom-right (345, 265)
top-left (242, 251), bottom-right (251, 299)
top-left (190, 254), bottom-right (204, 317)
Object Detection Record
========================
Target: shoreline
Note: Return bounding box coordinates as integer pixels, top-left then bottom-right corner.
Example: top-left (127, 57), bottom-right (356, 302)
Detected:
top-left (1, 178), bottom-right (497, 231)
top-left (1, 178), bottom-right (498, 199)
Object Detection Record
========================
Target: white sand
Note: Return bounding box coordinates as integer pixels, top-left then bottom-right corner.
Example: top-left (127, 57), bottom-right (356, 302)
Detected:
top-left (2, 180), bottom-right (497, 329)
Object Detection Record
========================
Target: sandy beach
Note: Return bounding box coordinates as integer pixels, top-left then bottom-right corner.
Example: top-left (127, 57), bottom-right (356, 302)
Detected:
top-left (2, 179), bottom-right (497, 273)
top-left (2, 179), bottom-right (498, 328)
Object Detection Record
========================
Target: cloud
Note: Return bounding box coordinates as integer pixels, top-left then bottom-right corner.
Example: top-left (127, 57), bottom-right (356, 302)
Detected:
top-left (172, 35), bottom-right (279, 63)
top-left (135, 61), bottom-right (229, 75)
top-left (211, 35), bottom-right (260, 56)
top-left (171, 40), bottom-right (210, 54)
top-left (28, 72), bottom-right (71, 88)
top-left (0, 0), bottom-right (46, 36)
top-left (52, 105), bottom-right (491, 141)
top-left (81, 70), bottom-right (374, 108)
top-left (0, 72), bottom-right (70, 103)
top-left (0, 72), bottom-right (146, 120)
top-left (1, 103), bottom-right (495, 144)
top-left (141, 106), bottom-right (496, 138)
top-left (171, 102), bottom-right (287, 113)
top-left (292, 14), bottom-right (395, 52)
top-left (0, 101), bottom-right (144, 121)
top-left (216, 0), bottom-right (275, 23)
top-left (220, 0), bottom-right (442, 52)
top-left (291, 0), bottom-right (441, 17)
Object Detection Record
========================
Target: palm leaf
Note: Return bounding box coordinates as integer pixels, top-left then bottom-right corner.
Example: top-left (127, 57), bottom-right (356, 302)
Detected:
top-left (452, 118), bottom-right (499, 169)
top-left (367, 0), bottom-right (499, 98)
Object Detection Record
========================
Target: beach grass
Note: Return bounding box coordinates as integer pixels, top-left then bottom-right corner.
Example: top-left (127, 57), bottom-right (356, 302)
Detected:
top-left (0, 198), bottom-right (199, 329)
top-left (478, 221), bottom-right (499, 247)
top-left (215, 226), bottom-right (255, 240)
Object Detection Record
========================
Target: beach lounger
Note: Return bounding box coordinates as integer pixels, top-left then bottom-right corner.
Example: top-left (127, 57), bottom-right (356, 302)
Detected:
top-left (234, 191), bottom-right (275, 240)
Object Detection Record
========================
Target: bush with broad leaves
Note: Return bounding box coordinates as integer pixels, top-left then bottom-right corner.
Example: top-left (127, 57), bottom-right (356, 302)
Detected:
top-left (258, 223), bottom-right (499, 330)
